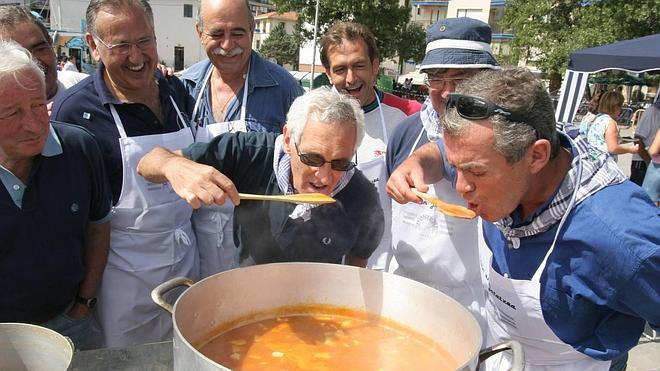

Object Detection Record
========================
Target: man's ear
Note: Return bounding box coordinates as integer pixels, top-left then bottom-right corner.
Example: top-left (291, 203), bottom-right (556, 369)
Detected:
top-left (195, 22), bottom-right (203, 39)
top-left (528, 139), bottom-right (551, 174)
top-left (371, 57), bottom-right (380, 78)
top-left (85, 33), bottom-right (101, 62)
top-left (282, 124), bottom-right (292, 154)
top-left (324, 67), bottom-right (332, 85)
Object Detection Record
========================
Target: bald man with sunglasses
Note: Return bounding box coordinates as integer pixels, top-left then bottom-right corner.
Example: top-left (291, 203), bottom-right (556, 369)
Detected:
top-left (138, 87), bottom-right (384, 267)
top-left (388, 67), bottom-right (659, 371)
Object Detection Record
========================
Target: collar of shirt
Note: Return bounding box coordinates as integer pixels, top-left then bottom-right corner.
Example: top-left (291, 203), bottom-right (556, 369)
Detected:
top-left (92, 63), bottom-right (171, 106)
top-left (362, 88), bottom-right (383, 114)
top-left (0, 124), bottom-right (62, 207)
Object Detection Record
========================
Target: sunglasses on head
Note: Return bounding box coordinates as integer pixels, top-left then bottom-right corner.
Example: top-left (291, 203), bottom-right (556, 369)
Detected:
top-left (445, 94), bottom-right (527, 123)
top-left (294, 141), bottom-right (356, 171)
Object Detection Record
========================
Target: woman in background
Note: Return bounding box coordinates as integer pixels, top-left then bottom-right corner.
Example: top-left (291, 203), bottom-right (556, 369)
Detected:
top-left (586, 90), bottom-right (638, 160)
top-left (579, 90), bottom-right (603, 136)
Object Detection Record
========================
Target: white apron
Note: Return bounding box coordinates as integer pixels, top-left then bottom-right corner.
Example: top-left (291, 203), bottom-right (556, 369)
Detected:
top-left (479, 157), bottom-right (611, 371)
top-left (95, 99), bottom-right (199, 348)
top-left (388, 127), bottom-right (485, 334)
top-left (191, 65), bottom-right (249, 277)
top-left (363, 93), bottom-right (393, 270)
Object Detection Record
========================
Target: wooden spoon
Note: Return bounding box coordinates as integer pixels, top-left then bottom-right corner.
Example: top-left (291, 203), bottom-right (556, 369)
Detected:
top-left (412, 188), bottom-right (476, 219)
top-left (238, 192), bottom-right (336, 205)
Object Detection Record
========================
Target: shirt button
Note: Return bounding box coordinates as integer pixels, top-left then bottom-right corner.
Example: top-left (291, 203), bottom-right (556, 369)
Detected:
top-left (12, 184), bottom-right (20, 190)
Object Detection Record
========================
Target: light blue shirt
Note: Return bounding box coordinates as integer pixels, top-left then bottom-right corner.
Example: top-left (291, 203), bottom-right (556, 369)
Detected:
top-left (0, 124), bottom-right (62, 208)
top-left (180, 51), bottom-right (303, 133)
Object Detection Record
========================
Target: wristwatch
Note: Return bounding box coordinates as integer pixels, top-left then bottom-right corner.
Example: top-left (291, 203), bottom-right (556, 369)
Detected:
top-left (75, 295), bottom-right (97, 309)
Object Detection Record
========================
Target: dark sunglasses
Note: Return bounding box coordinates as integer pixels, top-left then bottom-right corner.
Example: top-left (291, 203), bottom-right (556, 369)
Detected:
top-left (294, 141), bottom-right (356, 171)
top-left (446, 94), bottom-right (527, 123)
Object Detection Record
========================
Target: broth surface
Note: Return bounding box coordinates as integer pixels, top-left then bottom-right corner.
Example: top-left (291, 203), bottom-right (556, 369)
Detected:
top-left (197, 305), bottom-right (457, 371)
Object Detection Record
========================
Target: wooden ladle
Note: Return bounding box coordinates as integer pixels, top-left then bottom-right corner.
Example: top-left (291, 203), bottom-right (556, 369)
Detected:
top-left (412, 188), bottom-right (476, 219)
top-left (238, 192), bottom-right (336, 205)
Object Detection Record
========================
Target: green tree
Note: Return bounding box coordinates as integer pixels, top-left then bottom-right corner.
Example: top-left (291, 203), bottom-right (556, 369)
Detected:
top-left (500, 0), bottom-right (660, 93)
top-left (259, 23), bottom-right (300, 69)
top-left (395, 22), bottom-right (426, 73)
top-left (271, 0), bottom-right (412, 61)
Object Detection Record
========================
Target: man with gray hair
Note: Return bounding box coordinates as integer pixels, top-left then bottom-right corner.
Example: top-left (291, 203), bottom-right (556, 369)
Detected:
top-left (0, 40), bottom-right (111, 350)
top-left (0, 6), bottom-right (87, 104)
top-left (51, 0), bottom-right (198, 348)
top-left (388, 67), bottom-right (659, 370)
top-left (138, 87), bottom-right (384, 267)
top-left (181, 0), bottom-right (303, 278)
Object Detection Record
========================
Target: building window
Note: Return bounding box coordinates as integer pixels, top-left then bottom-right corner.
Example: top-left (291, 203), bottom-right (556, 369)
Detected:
top-left (174, 46), bottom-right (184, 71)
top-left (456, 9), bottom-right (482, 18)
top-left (183, 4), bottom-right (193, 18)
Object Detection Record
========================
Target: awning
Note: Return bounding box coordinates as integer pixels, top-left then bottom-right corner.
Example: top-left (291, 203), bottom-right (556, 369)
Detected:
top-left (65, 37), bottom-right (86, 48)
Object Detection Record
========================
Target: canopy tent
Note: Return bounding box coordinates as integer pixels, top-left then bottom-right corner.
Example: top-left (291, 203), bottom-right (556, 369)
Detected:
top-left (555, 33), bottom-right (660, 127)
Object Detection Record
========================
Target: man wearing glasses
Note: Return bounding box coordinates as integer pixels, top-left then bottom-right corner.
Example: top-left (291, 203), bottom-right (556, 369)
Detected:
top-left (51, 0), bottom-right (198, 348)
top-left (180, 0), bottom-right (303, 278)
top-left (0, 6), bottom-right (87, 105)
top-left (385, 17), bottom-right (498, 334)
top-left (388, 67), bottom-right (659, 371)
top-left (138, 87), bottom-right (384, 268)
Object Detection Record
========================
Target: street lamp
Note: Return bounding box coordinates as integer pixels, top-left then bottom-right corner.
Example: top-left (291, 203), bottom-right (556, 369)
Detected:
top-left (309, 0), bottom-right (320, 90)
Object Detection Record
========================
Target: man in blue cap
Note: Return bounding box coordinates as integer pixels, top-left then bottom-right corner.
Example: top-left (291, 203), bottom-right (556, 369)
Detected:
top-left (385, 17), bottom-right (498, 334)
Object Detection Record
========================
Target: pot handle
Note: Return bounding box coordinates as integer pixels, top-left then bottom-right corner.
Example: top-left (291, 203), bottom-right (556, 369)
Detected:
top-left (477, 340), bottom-right (524, 371)
top-left (151, 277), bottom-right (194, 314)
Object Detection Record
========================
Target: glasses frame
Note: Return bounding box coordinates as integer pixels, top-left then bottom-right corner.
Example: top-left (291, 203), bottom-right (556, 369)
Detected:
top-left (92, 33), bottom-right (156, 55)
top-left (293, 140), bottom-right (356, 172)
top-left (445, 93), bottom-right (528, 123)
top-left (423, 76), bottom-right (466, 89)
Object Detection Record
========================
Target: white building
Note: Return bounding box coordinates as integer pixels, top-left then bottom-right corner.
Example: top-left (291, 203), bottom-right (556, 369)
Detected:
top-left (48, 0), bottom-right (275, 71)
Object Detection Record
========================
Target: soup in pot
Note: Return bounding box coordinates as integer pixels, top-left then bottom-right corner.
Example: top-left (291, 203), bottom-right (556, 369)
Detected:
top-left (196, 304), bottom-right (457, 370)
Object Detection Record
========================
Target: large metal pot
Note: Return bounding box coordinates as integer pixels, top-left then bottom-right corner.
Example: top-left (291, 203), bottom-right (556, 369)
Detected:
top-left (153, 262), bottom-right (522, 370)
top-left (0, 322), bottom-right (74, 371)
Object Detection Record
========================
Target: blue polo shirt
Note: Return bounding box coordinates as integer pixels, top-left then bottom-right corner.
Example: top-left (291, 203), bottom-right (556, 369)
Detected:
top-left (51, 63), bottom-right (195, 203)
top-left (436, 133), bottom-right (660, 360)
top-left (0, 122), bottom-right (111, 323)
top-left (180, 51), bottom-right (304, 132)
top-left (182, 132), bottom-right (384, 264)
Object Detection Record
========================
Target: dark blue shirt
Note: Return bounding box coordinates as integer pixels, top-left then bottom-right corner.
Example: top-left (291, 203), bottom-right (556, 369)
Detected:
top-left (436, 133), bottom-right (660, 360)
top-left (180, 51), bottom-right (303, 133)
top-left (183, 132), bottom-right (384, 264)
top-left (51, 64), bottom-right (195, 203)
top-left (0, 123), bottom-right (111, 323)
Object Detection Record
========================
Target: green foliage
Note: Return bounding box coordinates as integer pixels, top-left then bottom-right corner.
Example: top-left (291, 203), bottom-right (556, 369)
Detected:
top-left (500, 0), bottom-right (660, 90)
top-left (271, 0), bottom-right (412, 60)
top-left (396, 22), bottom-right (426, 72)
top-left (259, 23), bottom-right (300, 69)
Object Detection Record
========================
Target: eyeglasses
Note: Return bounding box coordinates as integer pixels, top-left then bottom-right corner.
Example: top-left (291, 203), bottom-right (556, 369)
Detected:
top-left (93, 33), bottom-right (156, 55)
top-left (445, 94), bottom-right (527, 123)
top-left (294, 141), bottom-right (356, 171)
top-left (424, 76), bottom-right (466, 89)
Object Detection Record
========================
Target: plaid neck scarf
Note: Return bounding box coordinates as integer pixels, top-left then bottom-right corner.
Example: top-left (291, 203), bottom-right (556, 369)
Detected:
top-left (494, 133), bottom-right (626, 239)
top-left (420, 97), bottom-right (443, 141)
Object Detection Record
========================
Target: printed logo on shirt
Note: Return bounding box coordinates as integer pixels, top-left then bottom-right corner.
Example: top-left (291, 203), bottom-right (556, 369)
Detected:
top-left (322, 237), bottom-right (332, 245)
top-left (70, 203), bottom-right (79, 212)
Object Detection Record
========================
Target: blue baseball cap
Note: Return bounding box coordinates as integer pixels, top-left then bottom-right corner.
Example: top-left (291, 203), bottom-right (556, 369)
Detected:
top-left (420, 17), bottom-right (498, 72)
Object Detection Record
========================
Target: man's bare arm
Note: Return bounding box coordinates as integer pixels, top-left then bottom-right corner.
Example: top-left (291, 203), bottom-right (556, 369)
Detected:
top-left (137, 147), bottom-right (240, 209)
top-left (386, 141), bottom-right (444, 205)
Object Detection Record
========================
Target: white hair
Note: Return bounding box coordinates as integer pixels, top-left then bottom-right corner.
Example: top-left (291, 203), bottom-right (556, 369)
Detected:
top-left (286, 86), bottom-right (365, 152)
top-left (0, 40), bottom-right (44, 87)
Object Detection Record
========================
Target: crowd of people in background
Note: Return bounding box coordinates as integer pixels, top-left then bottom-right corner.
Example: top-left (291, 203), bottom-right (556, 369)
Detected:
top-left (1, 1), bottom-right (658, 370)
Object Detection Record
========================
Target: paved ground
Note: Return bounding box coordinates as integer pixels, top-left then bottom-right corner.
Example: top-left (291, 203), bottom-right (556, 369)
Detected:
top-left (614, 127), bottom-right (659, 371)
